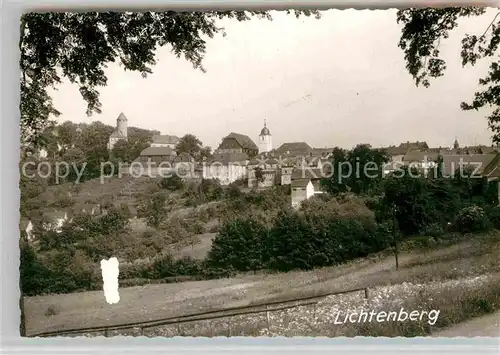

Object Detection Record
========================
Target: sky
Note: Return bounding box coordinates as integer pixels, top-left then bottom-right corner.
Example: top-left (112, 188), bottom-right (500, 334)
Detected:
top-left (49, 8), bottom-right (497, 150)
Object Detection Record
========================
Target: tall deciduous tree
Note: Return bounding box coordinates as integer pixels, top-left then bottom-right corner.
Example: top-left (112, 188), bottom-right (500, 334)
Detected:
top-left (175, 134), bottom-right (203, 157)
top-left (19, 10), bottom-right (320, 144)
top-left (397, 7), bottom-right (500, 142)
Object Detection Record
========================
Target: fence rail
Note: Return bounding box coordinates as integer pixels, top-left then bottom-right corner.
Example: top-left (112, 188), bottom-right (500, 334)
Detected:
top-left (29, 286), bottom-right (368, 337)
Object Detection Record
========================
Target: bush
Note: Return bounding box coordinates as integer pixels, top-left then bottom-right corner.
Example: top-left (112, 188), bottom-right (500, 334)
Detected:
top-left (422, 223), bottom-right (445, 238)
top-left (159, 175), bottom-right (185, 191)
top-left (454, 205), bottom-right (491, 234)
top-left (226, 183), bottom-right (242, 199)
top-left (51, 195), bottom-right (74, 208)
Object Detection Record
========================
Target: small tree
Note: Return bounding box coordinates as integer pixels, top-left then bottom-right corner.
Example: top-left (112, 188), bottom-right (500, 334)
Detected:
top-left (147, 192), bottom-right (168, 228)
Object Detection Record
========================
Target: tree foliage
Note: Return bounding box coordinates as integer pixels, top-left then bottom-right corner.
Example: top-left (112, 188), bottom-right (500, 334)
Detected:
top-left (397, 7), bottom-right (500, 142)
top-left (19, 10), bottom-right (320, 143)
top-left (322, 144), bottom-right (389, 195)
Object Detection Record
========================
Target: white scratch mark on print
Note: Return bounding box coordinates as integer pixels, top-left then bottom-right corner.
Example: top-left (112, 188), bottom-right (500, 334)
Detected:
top-left (100, 257), bottom-right (120, 304)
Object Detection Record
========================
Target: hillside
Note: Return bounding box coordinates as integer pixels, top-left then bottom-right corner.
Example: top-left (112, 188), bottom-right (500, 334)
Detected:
top-left (24, 232), bottom-right (500, 337)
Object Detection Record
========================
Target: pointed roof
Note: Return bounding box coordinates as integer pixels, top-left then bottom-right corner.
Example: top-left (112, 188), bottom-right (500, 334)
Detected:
top-left (117, 112), bottom-right (128, 121)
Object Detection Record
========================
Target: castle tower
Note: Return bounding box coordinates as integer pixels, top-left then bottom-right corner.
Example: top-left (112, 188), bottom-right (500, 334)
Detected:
top-left (108, 112), bottom-right (128, 150)
top-left (116, 112), bottom-right (128, 138)
top-left (258, 119), bottom-right (272, 154)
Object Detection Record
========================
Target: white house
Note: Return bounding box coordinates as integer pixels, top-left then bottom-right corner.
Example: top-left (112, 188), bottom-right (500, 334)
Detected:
top-left (291, 178), bottom-right (315, 209)
top-left (203, 152), bottom-right (248, 185)
top-left (20, 218), bottom-right (34, 241)
top-left (150, 134), bottom-right (180, 149)
top-left (402, 150), bottom-right (439, 176)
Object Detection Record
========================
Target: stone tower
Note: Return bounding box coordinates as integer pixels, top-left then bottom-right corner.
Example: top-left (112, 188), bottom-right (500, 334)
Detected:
top-left (108, 112), bottom-right (129, 150)
top-left (116, 112), bottom-right (128, 138)
top-left (258, 119), bottom-right (272, 154)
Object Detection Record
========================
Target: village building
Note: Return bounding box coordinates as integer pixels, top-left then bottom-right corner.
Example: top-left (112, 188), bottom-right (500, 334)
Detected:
top-left (291, 178), bottom-right (316, 209)
top-left (203, 152), bottom-right (249, 185)
top-left (402, 150), bottom-right (439, 175)
top-left (150, 134), bottom-right (180, 149)
top-left (440, 153), bottom-right (499, 178)
top-left (399, 141), bottom-right (429, 151)
top-left (258, 120), bottom-right (273, 154)
top-left (217, 132), bottom-right (259, 158)
top-left (130, 146), bottom-right (177, 176)
top-left (173, 153), bottom-right (197, 179)
top-left (441, 152), bottom-right (500, 204)
top-left (280, 166), bottom-right (294, 185)
top-left (107, 112), bottom-right (128, 150)
top-left (276, 142), bottom-right (313, 157)
top-left (247, 157), bottom-right (279, 188)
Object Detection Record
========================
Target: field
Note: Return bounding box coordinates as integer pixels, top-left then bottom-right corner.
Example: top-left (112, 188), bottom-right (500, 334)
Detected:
top-left (24, 231), bottom-right (500, 337)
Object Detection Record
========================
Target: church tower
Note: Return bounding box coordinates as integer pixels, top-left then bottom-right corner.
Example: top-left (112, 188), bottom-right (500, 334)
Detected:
top-left (453, 138), bottom-right (459, 150)
top-left (258, 119), bottom-right (272, 154)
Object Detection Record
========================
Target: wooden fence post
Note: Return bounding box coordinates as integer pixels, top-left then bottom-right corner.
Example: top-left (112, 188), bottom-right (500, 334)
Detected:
top-left (228, 318), bottom-right (232, 337)
top-left (312, 303), bottom-right (316, 323)
top-left (364, 288), bottom-right (369, 299)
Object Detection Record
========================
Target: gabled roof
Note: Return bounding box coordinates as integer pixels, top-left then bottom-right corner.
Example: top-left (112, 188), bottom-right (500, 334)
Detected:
top-left (291, 178), bottom-right (311, 188)
top-left (222, 132), bottom-right (259, 151)
top-left (276, 142), bottom-right (313, 155)
top-left (403, 150), bottom-right (439, 162)
top-left (441, 154), bottom-right (497, 176)
top-left (140, 146), bottom-right (176, 156)
top-left (482, 152), bottom-right (500, 177)
top-left (399, 141), bottom-right (429, 150)
top-left (152, 134), bottom-right (180, 145)
top-left (383, 146), bottom-right (409, 156)
top-left (208, 152), bottom-right (249, 164)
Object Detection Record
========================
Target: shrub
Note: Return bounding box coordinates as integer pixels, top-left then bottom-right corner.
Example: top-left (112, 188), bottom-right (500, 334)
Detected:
top-left (199, 179), bottom-right (224, 201)
top-left (422, 223), bottom-right (445, 238)
top-left (159, 175), bottom-right (185, 191)
top-left (51, 195), bottom-right (74, 208)
top-left (226, 183), bottom-right (242, 199)
top-left (454, 205), bottom-right (491, 233)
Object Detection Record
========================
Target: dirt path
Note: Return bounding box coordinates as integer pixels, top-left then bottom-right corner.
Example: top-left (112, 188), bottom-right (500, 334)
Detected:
top-left (432, 311), bottom-right (500, 337)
